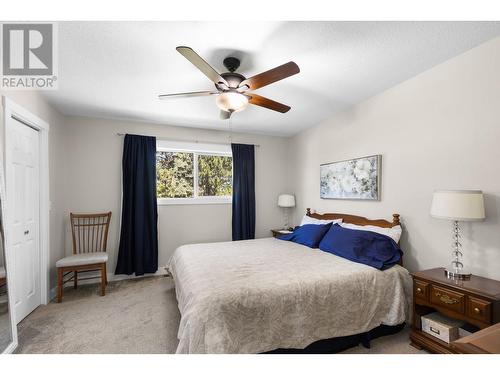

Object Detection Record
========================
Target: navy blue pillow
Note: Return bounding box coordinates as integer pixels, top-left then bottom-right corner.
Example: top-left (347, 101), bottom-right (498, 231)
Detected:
top-left (278, 223), bottom-right (332, 248)
top-left (318, 224), bottom-right (402, 270)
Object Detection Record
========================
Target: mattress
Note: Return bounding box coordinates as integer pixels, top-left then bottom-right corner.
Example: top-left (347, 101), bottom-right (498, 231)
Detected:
top-left (168, 237), bottom-right (412, 354)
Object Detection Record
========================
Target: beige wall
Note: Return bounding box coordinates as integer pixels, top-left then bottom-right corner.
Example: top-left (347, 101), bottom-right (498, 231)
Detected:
top-left (0, 91), bottom-right (66, 289)
top-left (288, 36), bottom-right (500, 280)
top-left (62, 117), bottom-right (291, 270)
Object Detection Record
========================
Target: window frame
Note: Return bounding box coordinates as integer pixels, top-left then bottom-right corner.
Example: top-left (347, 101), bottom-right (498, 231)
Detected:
top-left (156, 141), bottom-right (233, 206)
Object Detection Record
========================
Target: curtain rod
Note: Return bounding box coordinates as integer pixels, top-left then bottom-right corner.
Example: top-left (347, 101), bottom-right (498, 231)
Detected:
top-left (116, 132), bottom-right (260, 147)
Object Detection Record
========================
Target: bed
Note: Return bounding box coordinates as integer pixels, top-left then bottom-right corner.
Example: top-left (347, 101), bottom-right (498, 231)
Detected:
top-left (167, 209), bottom-right (412, 354)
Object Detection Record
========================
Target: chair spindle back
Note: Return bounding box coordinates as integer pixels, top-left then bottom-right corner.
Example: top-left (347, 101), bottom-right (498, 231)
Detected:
top-left (70, 212), bottom-right (112, 255)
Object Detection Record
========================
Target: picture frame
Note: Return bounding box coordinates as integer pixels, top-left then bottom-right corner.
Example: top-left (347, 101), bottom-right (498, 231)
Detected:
top-left (320, 154), bottom-right (381, 200)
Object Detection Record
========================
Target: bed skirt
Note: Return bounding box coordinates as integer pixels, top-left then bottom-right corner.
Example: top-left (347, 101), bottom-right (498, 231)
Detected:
top-left (264, 323), bottom-right (406, 354)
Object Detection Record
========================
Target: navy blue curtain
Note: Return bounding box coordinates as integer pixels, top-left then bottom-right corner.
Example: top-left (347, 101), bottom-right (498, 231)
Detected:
top-left (115, 134), bottom-right (158, 276)
top-left (231, 143), bottom-right (255, 241)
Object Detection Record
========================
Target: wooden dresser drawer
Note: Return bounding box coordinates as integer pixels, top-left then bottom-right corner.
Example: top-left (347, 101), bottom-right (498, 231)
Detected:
top-left (414, 280), bottom-right (429, 301)
top-left (430, 285), bottom-right (465, 314)
top-left (467, 297), bottom-right (492, 324)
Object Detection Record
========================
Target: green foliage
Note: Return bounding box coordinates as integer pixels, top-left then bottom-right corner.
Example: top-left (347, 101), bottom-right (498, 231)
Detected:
top-left (156, 151), bottom-right (232, 198)
top-left (156, 152), bottom-right (194, 198)
top-left (198, 154), bottom-right (232, 196)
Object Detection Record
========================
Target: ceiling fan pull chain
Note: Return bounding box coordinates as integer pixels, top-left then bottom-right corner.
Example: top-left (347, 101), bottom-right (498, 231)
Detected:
top-left (229, 117), bottom-right (233, 144)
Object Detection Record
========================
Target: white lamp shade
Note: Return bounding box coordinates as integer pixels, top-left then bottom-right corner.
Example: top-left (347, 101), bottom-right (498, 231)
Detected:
top-left (430, 190), bottom-right (485, 221)
top-left (278, 194), bottom-right (295, 208)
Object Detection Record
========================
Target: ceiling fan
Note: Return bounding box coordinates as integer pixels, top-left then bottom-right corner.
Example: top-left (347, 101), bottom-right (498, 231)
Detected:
top-left (159, 46), bottom-right (300, 120)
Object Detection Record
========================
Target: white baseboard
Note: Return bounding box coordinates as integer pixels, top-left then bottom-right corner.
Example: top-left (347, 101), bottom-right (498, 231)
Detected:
top-left (48, 268), bottom-right (168, 302)
top-left (2, 341), bottom-right (17, 354)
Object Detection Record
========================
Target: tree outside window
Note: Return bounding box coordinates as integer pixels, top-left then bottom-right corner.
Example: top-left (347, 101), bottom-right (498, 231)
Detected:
top-left (197, 154), bottom-right (232, 197)
top-left (156, 151), bottom-right (232, 199)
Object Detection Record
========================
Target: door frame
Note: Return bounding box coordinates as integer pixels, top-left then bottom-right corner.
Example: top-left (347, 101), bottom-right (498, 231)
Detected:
top-left (2, 96), bottom-right (50, 322)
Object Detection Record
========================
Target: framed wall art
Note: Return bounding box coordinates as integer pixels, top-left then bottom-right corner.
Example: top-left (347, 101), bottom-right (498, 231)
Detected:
top-left (320, 155), bottom-right (381, 200)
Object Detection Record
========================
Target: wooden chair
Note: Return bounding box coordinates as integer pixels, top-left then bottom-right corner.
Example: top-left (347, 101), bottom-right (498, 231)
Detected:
top-left (56, 212), bottom-right (112, 303)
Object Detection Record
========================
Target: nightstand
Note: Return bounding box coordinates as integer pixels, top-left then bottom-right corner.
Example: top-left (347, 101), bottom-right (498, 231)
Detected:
top-left (410, 268), bottom-right (500, 353)
top-left (451, 322), bottom-right (500, 353)
top-left (270, 229), bottom-right (293, 238)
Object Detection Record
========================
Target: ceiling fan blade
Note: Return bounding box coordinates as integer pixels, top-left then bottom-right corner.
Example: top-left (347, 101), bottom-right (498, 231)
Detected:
top-left (220, 110), bottom-right (232, 120)
top-left (176, 46), bottom-right (229, 86)
top-left (158, 91), bottom-right (219, 100)
top-left (239, 61), bottom-right (299, 90)
top-left (247, 94), bottom-right (291, 113)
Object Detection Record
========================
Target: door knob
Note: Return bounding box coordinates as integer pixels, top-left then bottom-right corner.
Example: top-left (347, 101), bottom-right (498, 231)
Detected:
top-left (24, 230), bottom-right (29, 235)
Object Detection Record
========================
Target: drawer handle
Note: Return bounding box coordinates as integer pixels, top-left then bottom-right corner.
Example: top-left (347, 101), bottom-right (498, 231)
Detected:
top-left (435, 292), bottom-right (459, 305)
top-left (473, 307), bottom-right (481, 314)
top-left (430, 327), bottom-right (440, 335)
top-left (416, 287), bottom-right (422, 294)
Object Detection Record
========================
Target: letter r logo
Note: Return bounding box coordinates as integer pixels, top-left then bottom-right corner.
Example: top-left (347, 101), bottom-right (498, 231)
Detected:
top-left (2, 23), bottom-right (53, 76)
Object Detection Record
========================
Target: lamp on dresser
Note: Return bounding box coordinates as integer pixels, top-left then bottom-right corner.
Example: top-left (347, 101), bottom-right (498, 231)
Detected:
top-left (278, 194), bottom-right (295, 230)
top-left (430, 190), bottom-right (485, 280)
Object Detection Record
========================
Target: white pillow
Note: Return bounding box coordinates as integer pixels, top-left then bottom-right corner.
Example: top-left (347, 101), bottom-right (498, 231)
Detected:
top-left (300, 215), bottom-right (343, 226)
top-left (340, 223), bottom-right (402, 243)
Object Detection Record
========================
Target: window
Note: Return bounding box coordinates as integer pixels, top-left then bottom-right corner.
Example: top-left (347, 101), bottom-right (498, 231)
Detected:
top-left (156, 140), bottom-right (232, 204)
top-left (156, 151), bottom-right (194, 198)
top-left (197, 154), bottom-right (232, 197)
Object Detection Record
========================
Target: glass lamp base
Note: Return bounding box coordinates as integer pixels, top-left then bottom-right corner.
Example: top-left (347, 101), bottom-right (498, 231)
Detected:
top-left (444, 268), bottom-right (471, 280)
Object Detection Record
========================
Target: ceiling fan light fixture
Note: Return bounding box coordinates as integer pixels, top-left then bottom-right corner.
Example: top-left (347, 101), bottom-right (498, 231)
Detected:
top-left (215, 91), bottom-right (249, 113)
top-left (160, 47), bottom-right (299, 117)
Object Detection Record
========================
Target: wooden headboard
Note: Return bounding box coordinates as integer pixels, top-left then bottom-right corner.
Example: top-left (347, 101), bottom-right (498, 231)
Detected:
top-left (306, 208), bottom-right (400, 228)
top-left (306, 208), bottom-right (403, 265)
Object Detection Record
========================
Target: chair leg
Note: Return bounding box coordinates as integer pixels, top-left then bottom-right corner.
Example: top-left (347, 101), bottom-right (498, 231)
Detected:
top-left (104, 263), bottom-right (108, 285)
top-left (73, 271), bottom-right (78, 289)
top-left (57, 268), bottom-right (63, 303)
top-left (100, 263), bottom-right (106, 296)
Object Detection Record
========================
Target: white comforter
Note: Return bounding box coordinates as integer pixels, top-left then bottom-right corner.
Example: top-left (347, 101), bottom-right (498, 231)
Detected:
top-left (168, 237), bottom-right (412, 354)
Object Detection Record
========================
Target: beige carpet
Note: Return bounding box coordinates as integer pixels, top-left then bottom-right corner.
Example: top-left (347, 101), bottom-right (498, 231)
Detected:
top-left (15, 276), bottom-right (421, 354)
top-left (1, 297), bottom-right (12, 351)
top-left (16, 276), bottom-right (180, 354)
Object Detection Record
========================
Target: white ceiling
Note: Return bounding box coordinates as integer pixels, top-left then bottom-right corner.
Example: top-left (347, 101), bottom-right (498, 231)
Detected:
top-left (43, 21), bottom-right (500, 136)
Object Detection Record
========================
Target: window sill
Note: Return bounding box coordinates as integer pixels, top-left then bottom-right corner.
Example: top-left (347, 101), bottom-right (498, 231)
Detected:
top-left (157, 197), bottom-right (232, 206)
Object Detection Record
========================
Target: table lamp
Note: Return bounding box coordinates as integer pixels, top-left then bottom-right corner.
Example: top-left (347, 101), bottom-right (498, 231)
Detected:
top-left (278, 194), bottom-right (295, 230)
top-left (430, 190), bottom-right (485, 280)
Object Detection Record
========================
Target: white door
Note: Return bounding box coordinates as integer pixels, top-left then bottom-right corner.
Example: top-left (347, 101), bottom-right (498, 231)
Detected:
top-left (6, 116), bottom-right (41, 324)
